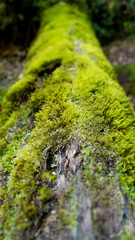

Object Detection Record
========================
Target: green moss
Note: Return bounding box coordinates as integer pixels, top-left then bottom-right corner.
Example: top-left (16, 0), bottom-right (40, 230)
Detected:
top-left (0, 2), bottom-right (135, 239)
top-left (118, 230), bottom-right (135, 240)
top-left (57, 209), bottom-right (77, 229)
top-left (73, 57), bottom-right (135, 199)
top-left (57, 185), bottom-right (79, 235)
top-left (0, 89), bottom-right (5, 104)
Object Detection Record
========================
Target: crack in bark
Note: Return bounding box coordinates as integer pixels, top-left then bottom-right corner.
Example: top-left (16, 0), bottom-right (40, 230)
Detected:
top-left (35, 139), bottom-right (135, 240)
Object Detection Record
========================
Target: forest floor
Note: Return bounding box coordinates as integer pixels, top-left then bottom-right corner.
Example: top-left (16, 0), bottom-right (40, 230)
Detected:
top-left (0, 45), bottom-right (26, 104)
top-left (104, 35), bottom-right (135, 66)
top-left (103, 34), bottom-right (135, 108)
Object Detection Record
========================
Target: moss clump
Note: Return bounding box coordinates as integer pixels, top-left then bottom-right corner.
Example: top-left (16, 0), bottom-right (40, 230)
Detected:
top-left (57, 209), bottom-right (77, 229)
top-left (0, 66), bottom-right (78, 239)
top-left (0, 2), bottom-right (135, 239)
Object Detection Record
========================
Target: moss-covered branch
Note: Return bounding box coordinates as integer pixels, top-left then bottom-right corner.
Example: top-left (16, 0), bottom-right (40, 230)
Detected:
top-left (0, 2), bottom-right (134, 239)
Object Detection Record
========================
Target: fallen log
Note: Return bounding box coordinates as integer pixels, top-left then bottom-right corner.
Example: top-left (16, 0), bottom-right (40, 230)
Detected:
top-left (0, 2), bottom-right (134, 240)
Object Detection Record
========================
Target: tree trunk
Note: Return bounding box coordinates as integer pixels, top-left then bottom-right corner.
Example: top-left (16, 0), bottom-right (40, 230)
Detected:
top-left (0, 2), bottom-right (135, 240)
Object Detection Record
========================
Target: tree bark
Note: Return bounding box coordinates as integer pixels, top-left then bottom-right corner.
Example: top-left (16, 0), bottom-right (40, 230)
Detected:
top-left (0, 2), bottom-right (135, 240)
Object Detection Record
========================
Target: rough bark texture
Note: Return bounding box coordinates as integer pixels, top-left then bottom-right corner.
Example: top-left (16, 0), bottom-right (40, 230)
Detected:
top-left (0, 2), bottom-right (135, 240)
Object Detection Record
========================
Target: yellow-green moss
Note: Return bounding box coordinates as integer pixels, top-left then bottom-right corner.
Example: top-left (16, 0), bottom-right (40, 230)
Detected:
top-left (0, 2), bottom-right (135, 239)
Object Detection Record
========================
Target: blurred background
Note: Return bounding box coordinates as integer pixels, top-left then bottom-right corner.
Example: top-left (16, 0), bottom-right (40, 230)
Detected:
top-left (0, 0), bottom-right (135, 46)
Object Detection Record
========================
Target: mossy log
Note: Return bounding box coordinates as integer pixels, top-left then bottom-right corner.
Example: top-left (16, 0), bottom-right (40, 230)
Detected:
top-left (0, 2), bottom-right (135, 240)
